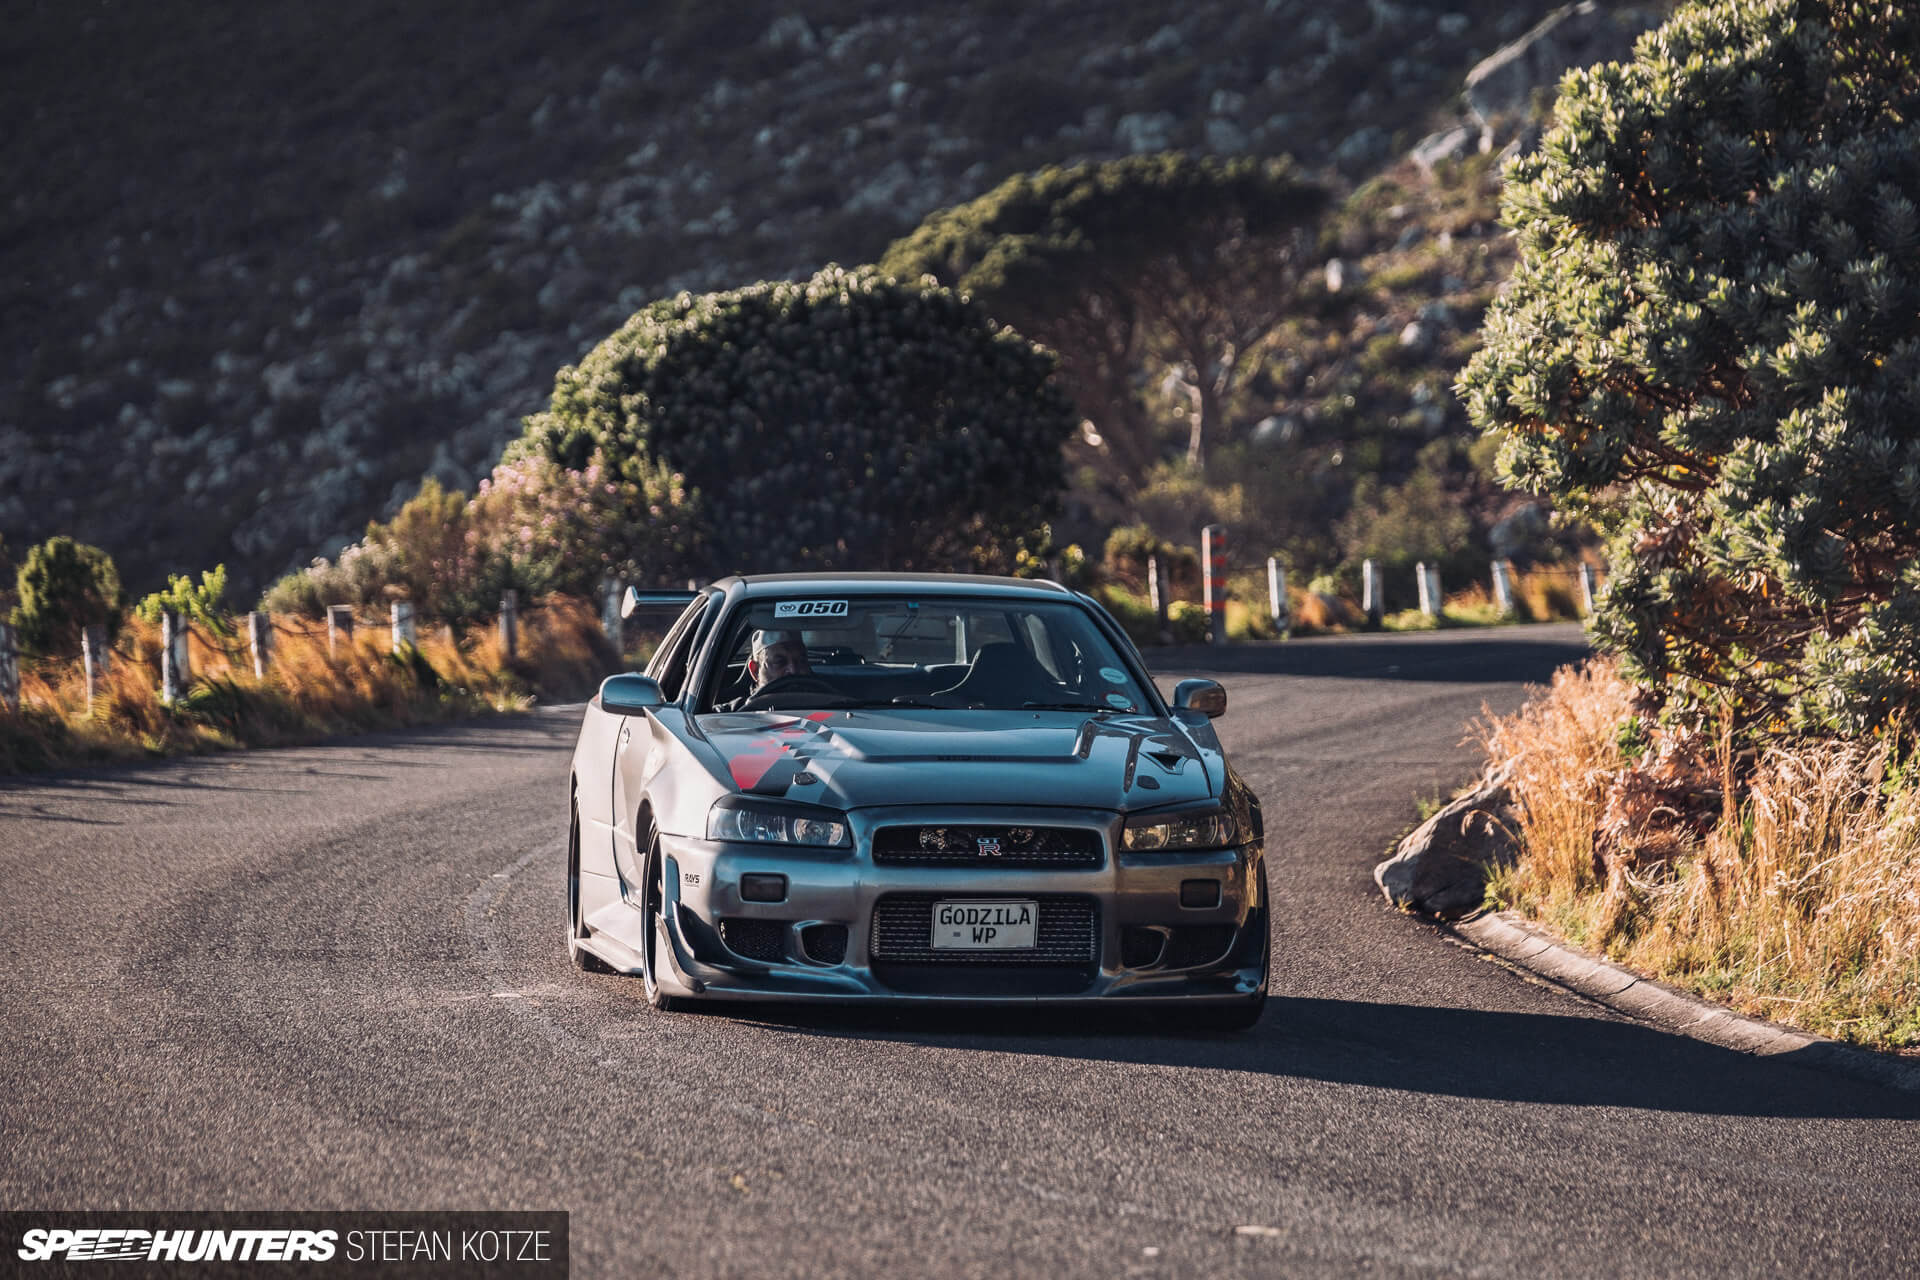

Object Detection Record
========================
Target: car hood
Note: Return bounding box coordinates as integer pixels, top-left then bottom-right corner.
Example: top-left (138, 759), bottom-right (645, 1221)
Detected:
top-left (693, 708), bottom-right (1216, 813)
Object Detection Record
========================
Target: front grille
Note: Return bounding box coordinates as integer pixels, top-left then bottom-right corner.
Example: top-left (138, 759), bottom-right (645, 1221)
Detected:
top-left (718, 917), bottom-right (787, 963)
top-left (871, 825), bottom-right (1103, 868)
top-left (869, 894), bottom-right (1098, 965)
top-left (799, 923), bottom-right (848, 965)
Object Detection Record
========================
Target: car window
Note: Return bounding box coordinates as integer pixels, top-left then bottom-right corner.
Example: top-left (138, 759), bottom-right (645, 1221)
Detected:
top-left (872, 611), bottom-right (961, 664)
top-left (697, 595), bottom-right (1152, 713)
top-left (647, 595), bottom-right (709, 699)
top-left (1022, 614), bottom-right (1062, 679)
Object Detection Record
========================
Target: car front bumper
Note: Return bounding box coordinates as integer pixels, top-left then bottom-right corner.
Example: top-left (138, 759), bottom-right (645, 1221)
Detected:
top-left (617, 804), bottom-right (1266, 1006)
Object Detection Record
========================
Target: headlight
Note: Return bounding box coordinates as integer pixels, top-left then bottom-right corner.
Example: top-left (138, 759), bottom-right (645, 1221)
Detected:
top-left (1121, 809), bottom-right (1239, 852)
top-left (707, 798), bottom-right (850, 848)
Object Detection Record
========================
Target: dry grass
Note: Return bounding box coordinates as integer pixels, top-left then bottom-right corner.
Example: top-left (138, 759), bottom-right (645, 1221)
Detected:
top-left (0, 596), bottom-right (617, 774)
top-left (1478, 657), bottom-right (1920, 1051)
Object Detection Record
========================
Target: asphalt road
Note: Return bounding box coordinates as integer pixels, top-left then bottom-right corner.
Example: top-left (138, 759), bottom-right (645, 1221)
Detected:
top-left (5, 623), bottom-right (1918, 1277)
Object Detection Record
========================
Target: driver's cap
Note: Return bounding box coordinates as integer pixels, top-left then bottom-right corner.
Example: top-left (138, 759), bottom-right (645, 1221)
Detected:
top-left (750, 628), bottom-right (799, 657)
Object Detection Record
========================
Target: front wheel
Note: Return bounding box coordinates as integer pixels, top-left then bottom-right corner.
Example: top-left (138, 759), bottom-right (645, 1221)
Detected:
top-left (567, 801), bottom-right (613, 973)
top-left (640, 827), bottom-right (680, 1011)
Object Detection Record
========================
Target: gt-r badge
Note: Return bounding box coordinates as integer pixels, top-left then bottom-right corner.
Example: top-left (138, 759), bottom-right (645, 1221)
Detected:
top-left (977, 837), bottom-right (1002, 857)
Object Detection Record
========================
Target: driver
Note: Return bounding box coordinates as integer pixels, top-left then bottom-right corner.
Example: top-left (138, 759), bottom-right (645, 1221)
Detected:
top-left (718, 629), bottom-right (812, 709)
top-left (749, 628), bottom-right (811, 688)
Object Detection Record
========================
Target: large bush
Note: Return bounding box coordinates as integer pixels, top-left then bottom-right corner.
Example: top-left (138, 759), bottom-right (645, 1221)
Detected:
top-left (515, 266), bottom-right (1077, 576)
top-left (10, 536), bottom-right (125, 656)
top-left (1459, 0), bottom-right (1920, 736)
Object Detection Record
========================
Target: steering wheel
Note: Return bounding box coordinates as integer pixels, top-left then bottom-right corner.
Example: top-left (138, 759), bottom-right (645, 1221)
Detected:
top-left (738, 674), bottom-right (838, 710)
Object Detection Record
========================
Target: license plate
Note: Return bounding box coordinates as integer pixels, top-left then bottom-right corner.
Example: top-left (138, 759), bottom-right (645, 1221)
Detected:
top-left (931, 900), bottom-right (1038, 950)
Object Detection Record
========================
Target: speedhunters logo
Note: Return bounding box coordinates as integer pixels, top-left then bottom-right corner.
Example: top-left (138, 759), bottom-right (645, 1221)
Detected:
top-left (2, 1213), bottom-right (567, 1277)
top-left (18, 1229), bottom-right (337, 1262)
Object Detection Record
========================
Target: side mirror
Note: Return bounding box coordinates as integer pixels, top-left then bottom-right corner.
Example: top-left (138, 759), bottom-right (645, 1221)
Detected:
top-left (599, 673), bottom-right (664, 715)
top-left (1172, 678), bottom-right (1227, 719)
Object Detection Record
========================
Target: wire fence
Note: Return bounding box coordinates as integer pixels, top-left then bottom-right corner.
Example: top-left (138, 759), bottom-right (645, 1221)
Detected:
top-left (0, 552), bottom-right (1606, 714)
top-left (0, 581), bottom-right (666, 716)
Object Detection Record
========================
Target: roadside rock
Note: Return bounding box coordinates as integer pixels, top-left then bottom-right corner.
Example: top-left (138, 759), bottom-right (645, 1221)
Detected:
top-left (1375, 769), bottom-right (1520, 917)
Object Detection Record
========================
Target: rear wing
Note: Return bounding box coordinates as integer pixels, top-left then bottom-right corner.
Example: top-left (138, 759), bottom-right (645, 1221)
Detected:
top-left (622, 586), bottom-right (700, 619)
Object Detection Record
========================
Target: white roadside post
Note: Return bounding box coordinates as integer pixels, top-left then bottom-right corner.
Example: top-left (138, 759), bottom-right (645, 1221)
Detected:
top-left (327, 605), bottom-right (354, 656)
top-left (1492, 560), bottom-right (1517, 618)
top-left (1267, 557), bottom-right (1290, 639)
top-left (1362, 559), bottom-right (1384, 627)
top-left (82, 625), bottom-right (109, 713)
top-left (1579, 563), bottom-right (1598, 616)
top-left (500, 590), bottom-right (519, 660)
top-left (1148, 554), bottom-right (1171, 645)
top-left (602, 578), bottom-right (625, 648)
top-left (248, 612), bottom-right (271, 678)
top-left (391, 601), bottom-right (416, 653)
top-left (161, 609), bottom-right (191, 703)
top-left (0, 621), bottom-right (18, 713)
top-left (1417, 563), bottom-right (1441, 618)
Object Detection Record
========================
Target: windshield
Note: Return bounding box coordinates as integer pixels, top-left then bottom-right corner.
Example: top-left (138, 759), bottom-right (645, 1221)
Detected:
top-left (697, 595), bottom-right (1154, 714)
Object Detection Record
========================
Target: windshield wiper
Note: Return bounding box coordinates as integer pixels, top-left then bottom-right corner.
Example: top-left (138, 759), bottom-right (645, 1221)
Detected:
top-left (1021, 700), bottom-right (1126, 713)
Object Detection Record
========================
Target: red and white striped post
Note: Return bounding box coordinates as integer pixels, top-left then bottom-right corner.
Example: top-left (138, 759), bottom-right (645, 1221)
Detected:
top-left (1202, 524), bottom-right (1228, 645)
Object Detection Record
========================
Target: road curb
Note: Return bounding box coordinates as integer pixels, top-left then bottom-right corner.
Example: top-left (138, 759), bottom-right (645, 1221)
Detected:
top-left (1449, 910), bottom-right (1920, 1096)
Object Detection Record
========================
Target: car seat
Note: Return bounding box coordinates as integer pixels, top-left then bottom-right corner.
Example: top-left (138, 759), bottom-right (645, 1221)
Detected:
top-left (933, 642), bottom-right (1059, 706)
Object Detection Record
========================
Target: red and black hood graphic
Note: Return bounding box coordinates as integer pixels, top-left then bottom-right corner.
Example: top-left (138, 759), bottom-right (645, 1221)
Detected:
top-left (694, 708), bottom-right (1214, 813)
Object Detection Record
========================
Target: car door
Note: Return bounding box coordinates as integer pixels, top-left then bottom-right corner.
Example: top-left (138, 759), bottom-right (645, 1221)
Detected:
top-left (612, 592), bottom-right (715, 889)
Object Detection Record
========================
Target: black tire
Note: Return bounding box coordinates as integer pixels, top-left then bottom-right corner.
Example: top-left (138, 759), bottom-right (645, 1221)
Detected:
top-left (567, 801), bottom-right (614, 973)
top-left (640, 827), bottom-right (680, 1011)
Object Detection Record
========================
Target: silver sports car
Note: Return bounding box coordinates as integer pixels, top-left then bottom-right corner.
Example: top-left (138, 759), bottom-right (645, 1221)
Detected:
top-left (566, 573), bottom-right (1268, 1028)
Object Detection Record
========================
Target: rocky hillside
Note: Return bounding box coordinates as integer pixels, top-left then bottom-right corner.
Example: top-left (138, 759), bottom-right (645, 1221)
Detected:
top-left (1, 0), bottom-right (1657, 596)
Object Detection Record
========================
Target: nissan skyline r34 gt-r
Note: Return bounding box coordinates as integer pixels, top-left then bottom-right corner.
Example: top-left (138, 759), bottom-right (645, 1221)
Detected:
top-left (565, 572), bottom-right (1269, 1028)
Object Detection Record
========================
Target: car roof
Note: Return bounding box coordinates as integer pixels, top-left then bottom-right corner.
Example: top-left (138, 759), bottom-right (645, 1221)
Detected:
top-left (714, 572), bottom-right (1077, 601)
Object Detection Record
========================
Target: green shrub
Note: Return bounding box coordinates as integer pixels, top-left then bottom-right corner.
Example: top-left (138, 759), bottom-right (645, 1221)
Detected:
top-left (1102, 524), bottom-right (1165, 581)
top-left (1095, 584), bottom-right (1160, 649)
top-left (1336, 469), bottom-right (1472, 613)
top-left (1460, 0), bottom-right (1920, 738)
top-left (136, 564), bottom-right (234, 637)
top-left (1167, 600), bottom-right (1210, 644)
top-left (517, 266), bottom-right (1076, 576)
top-left (10, 536), bottom-right (126, 657)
